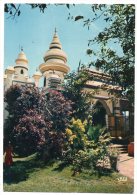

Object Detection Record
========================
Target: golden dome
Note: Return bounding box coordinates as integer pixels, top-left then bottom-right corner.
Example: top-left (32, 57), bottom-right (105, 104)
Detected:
top-left (5, 66), bottom-right (15, 74)
top-left (43, 31), bottom-right (67, 63)
top-left (15, 51), bottom-right (28, 64)
top-left (39, 62), bottom-right (70, 74)
top-left (49, 32), bottom-right (62, 50)
top-left (40, 30), bottom-right (70, 74)
top-left (33, 69), bottom-right (42, 79)
top-left (44, 49), bottom-right (67, 63)
top-left (6, 66), bottom-right (15, 71)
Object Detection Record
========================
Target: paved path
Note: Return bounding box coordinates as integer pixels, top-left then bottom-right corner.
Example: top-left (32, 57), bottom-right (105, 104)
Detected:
top-left (117, 153), bottom-right (134, 179)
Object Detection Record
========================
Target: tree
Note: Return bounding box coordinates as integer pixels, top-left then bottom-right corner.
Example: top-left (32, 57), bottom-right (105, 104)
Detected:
top-left (4, 85), bottom-right (42, 134)
top-left (38, 89), bottom-right (73, 161)
top-left (4, 85), bottom-right (22, 144)
top-left (63, 67), bottom-right (94, 122)
top-left (4, 85), bottom-right (73, 157)
top-left (78, 4), bottom-right (135, 105)
top-left (4, 85), bottom-right (45, 154)
top-left (13, 110), bottom-right (47, 156)
top-left (4, 4), bottom-right (73, 19)
top-left (42, 89), bottom-right (73, 132)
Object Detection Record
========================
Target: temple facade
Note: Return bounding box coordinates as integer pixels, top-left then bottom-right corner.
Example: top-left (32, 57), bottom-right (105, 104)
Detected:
top-left (4, 30), bottom-right (132, 138)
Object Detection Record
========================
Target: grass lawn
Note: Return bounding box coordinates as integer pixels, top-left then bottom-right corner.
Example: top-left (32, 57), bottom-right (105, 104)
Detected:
top-left (3, 154), bottom-right (134, 193)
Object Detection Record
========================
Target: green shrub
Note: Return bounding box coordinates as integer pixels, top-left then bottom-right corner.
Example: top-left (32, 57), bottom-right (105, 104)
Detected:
top-left (63, 123), bottom-right (112, 175)
top-left (87, 125), bottom-right (102, 142)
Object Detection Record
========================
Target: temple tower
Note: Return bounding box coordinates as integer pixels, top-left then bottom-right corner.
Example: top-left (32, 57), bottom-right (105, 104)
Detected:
top-left (33, 69), bottom-right (42, 87)
top-left (39, 29), bottom-right (70, 88)
top-left (14, 49), bottom-right (29, 82)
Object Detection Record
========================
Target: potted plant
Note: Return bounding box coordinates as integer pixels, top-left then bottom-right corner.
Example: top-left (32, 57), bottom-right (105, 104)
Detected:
top-left (128, 142), bottom-right (134, 157)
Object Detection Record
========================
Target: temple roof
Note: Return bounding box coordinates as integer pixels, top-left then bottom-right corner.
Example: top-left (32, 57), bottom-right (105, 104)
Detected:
top-left (43, 30), bottom-right (67, 63)
top-left (33, 69), bottom-right (42, 78)
top-left (49, 30), bottom-right (62, 50)
top-left (5, 66), bottom-right (15, 74)
top-left (15, 51), bottom-right (28, 65)
top-left (40, 29), bottom-right (70, 74)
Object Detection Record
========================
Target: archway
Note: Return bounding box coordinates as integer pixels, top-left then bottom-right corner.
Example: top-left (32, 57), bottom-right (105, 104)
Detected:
top-left (92, 100), bottom-right (111, 127)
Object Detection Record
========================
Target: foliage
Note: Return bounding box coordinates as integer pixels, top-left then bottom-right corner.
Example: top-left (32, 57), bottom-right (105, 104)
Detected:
top-left (65, 118), bottom-right (87, 149)
top-left (4, 85), bottom-right (73, 157)
top-left (4, 4), bottom-right (75, 19)
top-left (37, 89), bottom-right (73, 161)
top-left (39, 131), bottom-right (67, 162)
top-left (81, 4), bottom-right (135, 104)
top-left (4, 85), bottom-right (22, 114)
top-left (4, 85), bottom-right (42, 118)
top-left (4, 85), bottom-right (23, 144)
top-left (87, 124), bottom-right (103, 142)
top-left (62, 118), bottom-right (88, 165)
top-left (4, 85), bottom-right (42, 144)
top-left (63, 121), bottom-right (112, 175)
top-left (64, 122), bottom-right (112, 175)
top-left (63, 68), bottom-right (93, 121)
top-left (12, 110), bottom-right (47, 156)
top-left (71, 127), bottom-right (111, 174)
top-left (43, 89), bottom-right (72, 132)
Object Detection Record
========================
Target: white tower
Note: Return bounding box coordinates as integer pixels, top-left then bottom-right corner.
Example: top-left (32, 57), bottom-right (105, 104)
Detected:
top-left (14, 49), bottom-right (29, 82)
top-left (33, 69), bottom-right (42, 87)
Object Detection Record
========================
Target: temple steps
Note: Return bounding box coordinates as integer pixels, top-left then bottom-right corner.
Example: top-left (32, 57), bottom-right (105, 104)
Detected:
top-left (110, 137), bottom-right (129, 154)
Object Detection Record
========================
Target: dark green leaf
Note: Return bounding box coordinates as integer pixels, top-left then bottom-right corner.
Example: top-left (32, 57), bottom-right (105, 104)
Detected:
top-left (75, 15), bottom-right (84, 21)
top-left (11, 4), bottom-right (16, 10)
top-left (18, 10), bottom-right (21, 16)
top-left (104, 17), bottom-right (109, 22)
top-left (66, 4), bottom-right (70, 9)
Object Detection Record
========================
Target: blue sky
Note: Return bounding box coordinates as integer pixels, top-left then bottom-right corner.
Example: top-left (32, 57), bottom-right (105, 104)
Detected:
top-left (4, 4), bottom-right (118, 86)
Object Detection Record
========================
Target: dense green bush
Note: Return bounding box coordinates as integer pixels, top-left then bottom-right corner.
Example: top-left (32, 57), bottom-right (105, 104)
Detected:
top-left (87, 125), bottom-right (102, 142)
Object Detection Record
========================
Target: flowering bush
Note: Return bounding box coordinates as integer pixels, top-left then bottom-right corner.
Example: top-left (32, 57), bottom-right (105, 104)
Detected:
top-left (4, 85), bottom-right (42, 143)
top-left (65, 118), bottom-right (88, 149)
top-left (63, 122), bottom-right (113, 175)
top-left (43, 89), bottom-right (73, 132)
top-left (37, 89), bottom-right (73, 161)
top-left (4, 86), bottom-right (73, 157)
top-left (62, 118), bottom-right (88, 166)
top-left (13, 110), bottom-right (48, 156)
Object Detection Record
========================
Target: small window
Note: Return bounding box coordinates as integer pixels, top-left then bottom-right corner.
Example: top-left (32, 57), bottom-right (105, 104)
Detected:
top-left (21, 69), bottom-right (24, 74)
top-left (44, 77), bottom-right (46, 86)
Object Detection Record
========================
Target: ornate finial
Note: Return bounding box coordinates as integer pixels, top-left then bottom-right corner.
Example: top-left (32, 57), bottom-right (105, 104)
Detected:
top-left (55, 27), bottom-right (57, 34)
top-left (21, 46), bottom-right (23, 51)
